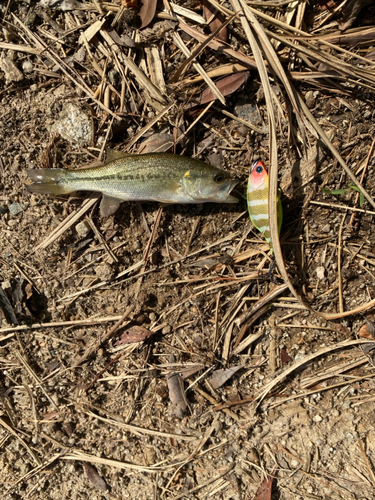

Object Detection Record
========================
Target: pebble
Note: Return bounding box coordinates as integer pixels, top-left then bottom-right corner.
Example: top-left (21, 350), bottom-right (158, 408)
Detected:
top-left (51, 101), bottom-right (94, 146)
top-left (95, 262), bottom-right (114, 281)
top-left (321, 224), bottom-right (331, 233)
top-left (305, 90), bottom-right (316, 109)
top-left (316, 266), bottom-right (325, 280)
top-left (234, 101), bottom-right (262, 125)
top-left (9, 202), bottom-right (25, 216)
top-left (162, 325), bottom-right (171, 334)
top-left (22, 61), bottom-right (33, 73)
top-left (313, 415), bottom-right (323, 423)
top-left (75, 220), bottom-right (91, 238)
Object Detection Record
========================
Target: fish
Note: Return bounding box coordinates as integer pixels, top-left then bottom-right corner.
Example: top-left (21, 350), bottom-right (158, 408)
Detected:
top-left (27, 149), bottom-right (239, 216)
top-left (247, 160), bottom-right (282, 253)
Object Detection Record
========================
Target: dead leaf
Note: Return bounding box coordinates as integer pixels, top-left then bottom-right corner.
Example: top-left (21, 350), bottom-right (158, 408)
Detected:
top-left (209, 365), bottom-right (245, 390)
top-left (280, 348), bottom-right (292, 367)
top-left (138, 0), bottom-right (157, 29)
top-left (115, 325), bottom-right (155, 345)
top-left (138, 133), bottom-right (174, 153)
top-left (254, 474), bottom-right (273, 500)
top-left (167, 354), bottom-right (188, 417)
top-left (82, 462), bottom-right (108, 492)
top-left (120, 0), bottom-right (138, 7)
top-left (359, 322), bottom-right (375, 340)
top-left (339, 0), bottom-right (373, 31)
top-left (203, 0), bottom-right (228, 42)
top-left (200, 72), bottom-right (249, 104)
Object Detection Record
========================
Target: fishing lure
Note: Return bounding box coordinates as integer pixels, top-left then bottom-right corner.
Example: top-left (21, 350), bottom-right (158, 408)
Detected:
top-left (247, 160), bottom-right (282, 253)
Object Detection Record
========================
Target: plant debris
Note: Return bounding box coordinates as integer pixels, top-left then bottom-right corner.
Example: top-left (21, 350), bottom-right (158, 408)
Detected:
top-left (1, 0), bottom-right (375, 498)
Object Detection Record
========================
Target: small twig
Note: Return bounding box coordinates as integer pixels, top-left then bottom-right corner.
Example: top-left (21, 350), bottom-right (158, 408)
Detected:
top-left (337, 213), bottom-right (346, 314)
top-left (349, 136), bottom-right (375, 226)
top-left (0, 417), bottom-right (41, 466)
top-left (73, 305), bottom-right (134, 367)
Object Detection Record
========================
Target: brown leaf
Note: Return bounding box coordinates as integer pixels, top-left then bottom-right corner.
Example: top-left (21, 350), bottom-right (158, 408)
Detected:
top-left (120, 0), bottom-right (138, 7)
top-left (115, 325), bottom-right (155, 345)
top-left (138, 133), bottom-right (174, 154)
top-left (200, 72), bottom-right (249, 105)
top-left (280, 348), bottom-right (292, 367)
top-left (138, 0), bottom-right (157, 29)
top-left (254, 474), bottom-right (273, 500)
top-left (82, 462), bottom-right (108, 492)
top-left (203, 0), bottom-right (228, 42)
top-left (359, 322), bottom-right (375, 340)
top-left (209, 365), bottom-right (245, 390)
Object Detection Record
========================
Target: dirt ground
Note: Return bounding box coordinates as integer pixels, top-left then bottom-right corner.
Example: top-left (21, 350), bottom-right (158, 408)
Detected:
top-left (1, 1), bottom-right (375, 499)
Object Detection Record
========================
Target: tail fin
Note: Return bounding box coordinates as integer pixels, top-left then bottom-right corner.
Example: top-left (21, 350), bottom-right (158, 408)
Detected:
top-left (27, 169), bottom-right (74, 195)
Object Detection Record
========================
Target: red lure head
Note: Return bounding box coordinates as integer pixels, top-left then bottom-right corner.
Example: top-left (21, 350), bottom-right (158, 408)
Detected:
top-left (249, 161), bottom-right (268, 189)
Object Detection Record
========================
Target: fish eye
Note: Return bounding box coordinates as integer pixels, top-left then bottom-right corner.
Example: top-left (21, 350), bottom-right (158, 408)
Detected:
top-left (214, 174), bottom-right (224, 183)
top-left (256, 165), bottom-right (263, 174)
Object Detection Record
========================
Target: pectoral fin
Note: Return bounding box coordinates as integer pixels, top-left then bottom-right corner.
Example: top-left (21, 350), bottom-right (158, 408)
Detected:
top-left (100, 195), bottom-right (123, 216)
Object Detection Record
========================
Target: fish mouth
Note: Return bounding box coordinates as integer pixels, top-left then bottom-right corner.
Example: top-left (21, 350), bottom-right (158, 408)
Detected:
top-left (221, 179), bottom-right (240, 203)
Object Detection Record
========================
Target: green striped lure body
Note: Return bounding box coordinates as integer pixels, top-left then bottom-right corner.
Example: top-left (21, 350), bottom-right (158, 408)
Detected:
top-left (247, 161), bottom-right (282, 254)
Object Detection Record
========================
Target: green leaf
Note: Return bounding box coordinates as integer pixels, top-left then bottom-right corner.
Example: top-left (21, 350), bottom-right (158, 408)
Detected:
top-left (360, 192), bottom-right (365, 207)
top-left (322, 187), bottom-right (347, 195)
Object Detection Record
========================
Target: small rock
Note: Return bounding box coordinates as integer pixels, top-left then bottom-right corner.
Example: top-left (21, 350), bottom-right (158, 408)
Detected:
top-left (321, 224), bottom-right (331, 233)
top-left (234, 101), bottom-right (262, 125)
top-left (51, 101), bottom-right (94, 146)
top-left (316, 266), bottom-right (325, 280)
top-left (305, 90), bottom-right (316, 109)
top-left (162, 325), bottom-right (171, 334)
top-left (95, 262), bottom-right (114, 281)
top-left (75, 220), bottom-right (91, 238)
top-left (0, 55), bottom-right (23, 84)
top-left (313, 415), bottom-right (323, 423)
top-left (22, 61), bottom-right (33, 74)
top-left (9, 202), bottom-right (26, 216)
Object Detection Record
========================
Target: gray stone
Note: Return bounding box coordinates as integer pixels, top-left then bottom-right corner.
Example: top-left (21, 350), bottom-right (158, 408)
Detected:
top-left (234, 101), bottom-right (262, 125)
top-left (75, 220), bottom-right (91, 238)
top-left (9, 203), bottom-right (25, 216)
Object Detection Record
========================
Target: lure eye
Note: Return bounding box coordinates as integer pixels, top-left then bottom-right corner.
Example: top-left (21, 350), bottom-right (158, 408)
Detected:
top-left (214, 174), bottom-right (224, 183)
top-left (256, 165), bottom-right (263, 174)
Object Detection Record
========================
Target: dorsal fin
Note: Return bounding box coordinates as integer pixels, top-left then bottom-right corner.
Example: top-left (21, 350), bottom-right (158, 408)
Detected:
top-left (106, 148), bottom-right (132, 162)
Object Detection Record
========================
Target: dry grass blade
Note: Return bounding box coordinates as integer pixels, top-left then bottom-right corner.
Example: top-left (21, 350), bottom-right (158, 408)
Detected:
top-left (0, 416), bottom-right (41, 466)
top-left (178, 19), bottom-right (257, 70)
top-left (255, 339), bottom-right (375, 406)
top-left (85, 411), bottom-right (197, 441)
top-left (171, 32), bottom-right (226, 105)
top-left (100, 30), bottom-right (167, 107)
top-left (297, 93), bottom-right (375, 210)
top-left (34, 197), bottom-right (99, 251)
top-left (62, 450), bottom-right (170, 472)
top-left (13, 16), bottom-right (120, 120)
top-left (73, 305), bottom-right (134, 366)
top-left (232, 2), bottom-right (375, 320)
top-left (171, 11), bottom-right (239, 83)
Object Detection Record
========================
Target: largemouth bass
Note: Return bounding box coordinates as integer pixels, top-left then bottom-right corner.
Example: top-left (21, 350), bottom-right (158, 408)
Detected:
top-left (27, 149), bottom-right (239, 216)
top-left (247, 160), bottom-right (282, 253)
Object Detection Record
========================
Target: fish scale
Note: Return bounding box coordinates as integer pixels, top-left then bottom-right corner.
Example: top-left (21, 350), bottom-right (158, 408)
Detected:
top-left (247, 161), bottom-right (282, 253)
